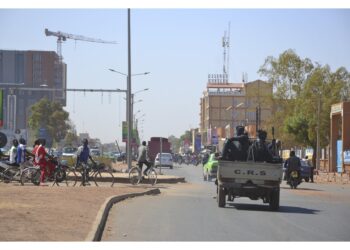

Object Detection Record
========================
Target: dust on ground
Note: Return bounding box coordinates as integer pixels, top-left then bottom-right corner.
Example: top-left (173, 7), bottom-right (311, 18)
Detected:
top-left (0, 183), bottom-right (152, 241)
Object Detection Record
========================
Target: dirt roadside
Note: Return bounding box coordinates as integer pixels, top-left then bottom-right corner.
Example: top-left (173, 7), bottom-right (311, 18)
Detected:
top-left (0, 183), bottom-right (154, 241)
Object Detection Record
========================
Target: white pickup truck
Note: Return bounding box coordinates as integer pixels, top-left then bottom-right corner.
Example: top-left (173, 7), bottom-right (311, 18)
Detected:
top-left (216, 160), bottom-right (283, 210)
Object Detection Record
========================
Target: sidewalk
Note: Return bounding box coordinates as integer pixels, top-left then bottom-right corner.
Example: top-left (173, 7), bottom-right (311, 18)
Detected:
top-left (0, 165), bottom-right (184, 241)
top-left (314, 171), bottom-right (350, 185)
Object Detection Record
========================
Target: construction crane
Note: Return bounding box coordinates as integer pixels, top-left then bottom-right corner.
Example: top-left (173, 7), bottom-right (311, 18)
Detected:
top-left (44, 28), bottom-right (117, 62)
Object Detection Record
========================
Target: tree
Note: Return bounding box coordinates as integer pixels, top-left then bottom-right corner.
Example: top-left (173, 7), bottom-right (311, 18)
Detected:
top-left (258, 49), bottom-right (314, 147)
top-left (28, 98), bottom-right (70, 145)
top-left (259, 49), bottom-right (349, 151)
top-left (168, 135), bottom-right (180, 153)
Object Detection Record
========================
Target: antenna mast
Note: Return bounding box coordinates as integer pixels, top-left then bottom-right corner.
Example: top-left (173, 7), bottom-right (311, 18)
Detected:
top-left (222, 22), bottom-right (230, 83)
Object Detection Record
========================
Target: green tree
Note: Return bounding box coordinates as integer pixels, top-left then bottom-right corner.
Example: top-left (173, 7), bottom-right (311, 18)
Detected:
top-left (259, 49), bottom-right (349, 151)
top-left (28, 98), bottom-right (70, 144)
top-left (259, 49), bottom-right (314, 147)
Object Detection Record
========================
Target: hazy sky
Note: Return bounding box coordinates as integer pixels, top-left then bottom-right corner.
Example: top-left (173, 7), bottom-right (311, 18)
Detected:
top-left (1, 5), bottom-right (349, 144)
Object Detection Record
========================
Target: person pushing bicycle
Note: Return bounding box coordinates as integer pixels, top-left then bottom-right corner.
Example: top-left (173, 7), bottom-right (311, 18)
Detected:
top-left (76, 139), bottom-right (96, 182)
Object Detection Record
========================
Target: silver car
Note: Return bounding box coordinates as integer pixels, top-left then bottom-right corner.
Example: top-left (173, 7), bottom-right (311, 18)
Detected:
top-left (154, 153), bottom-right (173, 169)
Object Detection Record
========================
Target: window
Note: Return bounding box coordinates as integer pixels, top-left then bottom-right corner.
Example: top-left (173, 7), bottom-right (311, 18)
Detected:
top-left (32, 53), bottom-right (42, 85)
top-left (15, 53), bottom-right (25, 83)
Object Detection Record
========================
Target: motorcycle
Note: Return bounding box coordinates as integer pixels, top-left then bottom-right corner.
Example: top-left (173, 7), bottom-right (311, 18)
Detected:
top-left (288, 170), bottom-right (301, 189)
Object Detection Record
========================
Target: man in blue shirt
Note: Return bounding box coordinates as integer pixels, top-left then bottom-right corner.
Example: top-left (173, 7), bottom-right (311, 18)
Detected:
top-left (76, 139), bottom-right (96, 166)
top-left (17, 138), bottom-right (27, 168)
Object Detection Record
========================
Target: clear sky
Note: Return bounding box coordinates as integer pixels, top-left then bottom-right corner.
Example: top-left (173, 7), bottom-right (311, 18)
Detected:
top-left (1, 4), bottom-right (350, 144)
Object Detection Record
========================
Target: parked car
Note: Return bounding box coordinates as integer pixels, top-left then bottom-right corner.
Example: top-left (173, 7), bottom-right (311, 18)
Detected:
top-left (203, 153), bottom-right (218, 181)
top-left (154, 153), bottom-right (173, 169)
top-left (283, 159), bottom-right (312, 182)
top-left (90, 149), bottom-right (101, 157)
top-left (62, 147), bottom-right (77, 157)
top-left (115, 152), bottom-right (126, 161)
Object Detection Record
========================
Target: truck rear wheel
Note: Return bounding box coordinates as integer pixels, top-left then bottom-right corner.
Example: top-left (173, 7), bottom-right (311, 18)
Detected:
top-left (269, 188), bottom-right (280, 211)
top-left (217, 185), bottom-right (226, 208)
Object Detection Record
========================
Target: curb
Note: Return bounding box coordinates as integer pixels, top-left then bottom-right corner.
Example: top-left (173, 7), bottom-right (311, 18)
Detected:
top-left (85, 188), bottom-right (161, 241)
top-left (114, 177), bottom-right (186, 184)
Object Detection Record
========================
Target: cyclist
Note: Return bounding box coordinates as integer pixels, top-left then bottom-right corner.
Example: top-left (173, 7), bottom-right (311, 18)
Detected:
top-left (137, 141), bottom-right (151, 176)
top-left (76, 139), bottom-right (96, 184)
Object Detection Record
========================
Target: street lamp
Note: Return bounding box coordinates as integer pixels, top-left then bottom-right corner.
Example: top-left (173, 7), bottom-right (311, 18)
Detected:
top-left (225, 102), bottom-right (245, 134)
top-left (109, 68), bottom-right (150, 169)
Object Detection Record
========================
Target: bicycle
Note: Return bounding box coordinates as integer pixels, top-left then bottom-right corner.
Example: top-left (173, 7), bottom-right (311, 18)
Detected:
top-left (75, 162), bottom-right (115, 187)
top-left (128, 162), bottom-right (157, 186)
top-left (0, 162), bottom-right (35, 184)
top-left (20, 157), bottom-right (78, 186)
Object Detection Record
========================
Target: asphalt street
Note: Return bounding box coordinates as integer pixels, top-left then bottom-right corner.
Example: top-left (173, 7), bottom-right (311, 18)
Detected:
top-left (102, 163), bottom-right (350, 241)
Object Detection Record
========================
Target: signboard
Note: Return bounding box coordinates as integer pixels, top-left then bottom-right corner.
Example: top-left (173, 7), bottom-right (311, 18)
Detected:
top-left (212, 129), bottom-right (218, 145)
top-left (194, 134), bottom-right (201, 153)
top-left (122, 121), bottom-right (139, 144)
top-left (122, 121), bottom-right (127, 142)
top-left (337, 140), bottom-right (342, 173)
top-left (331, 103), bottom-right (342, 115)
top-left (344, 150), bottom-right (350, 164)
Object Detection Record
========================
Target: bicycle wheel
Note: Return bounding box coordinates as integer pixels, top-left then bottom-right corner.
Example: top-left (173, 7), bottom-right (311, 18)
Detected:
top-left (147, 168), bottom-right (157, 186)
top-left (93, 169), bottom-right (115, 187)
top-left (0, 168), bottom-right (13, 183)
top-left (20, 167), bottom-right (40, 186)
top-left (65, 167), bottom-right (78, 186)
top-left (52, 168), bottom-right (67, 186)
top-left (128, 167), bottom-right (141, 185)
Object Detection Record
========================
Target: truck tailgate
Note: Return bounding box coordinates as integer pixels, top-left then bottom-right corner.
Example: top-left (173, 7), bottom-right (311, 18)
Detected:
top-left (218, 160), bottom-right (283, 183)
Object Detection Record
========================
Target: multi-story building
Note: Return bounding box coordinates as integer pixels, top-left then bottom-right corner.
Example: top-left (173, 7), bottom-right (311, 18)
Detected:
top-left (199, 77), bottom-right (273, 146)
top-left (0, 50), bottom-right (67, 134)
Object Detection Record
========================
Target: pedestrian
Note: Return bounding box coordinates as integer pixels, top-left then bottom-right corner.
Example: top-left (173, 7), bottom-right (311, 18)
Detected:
top-left (305, 156), bottom-right (315, 183)
top-left (137, 141), bottom-right (151, 176)
top-left (76, 138), bottom-right (96, 166)
top-left (35, 138), bottom-right (55, 186)
top-left (76, 139), bottom-right (96, 185)
top-left (7, 139), bottom-right (19, 166)
top-left (16, 138), bottom-right (27, 168)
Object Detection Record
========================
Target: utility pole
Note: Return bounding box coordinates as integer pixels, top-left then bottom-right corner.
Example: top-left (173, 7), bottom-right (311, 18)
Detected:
top-left (316, 96), bottom-right (321, 170)
top-left (127, 8), bottom-right (133, 170)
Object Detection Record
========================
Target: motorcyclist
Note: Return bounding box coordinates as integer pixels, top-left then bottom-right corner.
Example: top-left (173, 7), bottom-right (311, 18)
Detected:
top-left (284, 150), bottom-right (301, 183)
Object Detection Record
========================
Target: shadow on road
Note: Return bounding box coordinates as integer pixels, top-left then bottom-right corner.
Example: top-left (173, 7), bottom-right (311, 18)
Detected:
top-left (281, 187), bottom-right (324, 192)
top-left (227, 203), bottom-right (321, 214)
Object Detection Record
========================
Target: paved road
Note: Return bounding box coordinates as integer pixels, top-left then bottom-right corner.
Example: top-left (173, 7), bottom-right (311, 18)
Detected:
top-left (102, 164), bottom-right (350, 241)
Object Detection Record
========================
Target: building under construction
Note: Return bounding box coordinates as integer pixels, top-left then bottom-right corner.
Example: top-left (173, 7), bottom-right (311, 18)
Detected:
top-left (199, 76), bottom-right (273, 146)
top-left (0, 49), bottom-right (66, 138)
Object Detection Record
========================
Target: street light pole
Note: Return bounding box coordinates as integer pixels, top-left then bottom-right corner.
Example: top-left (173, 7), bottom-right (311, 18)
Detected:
top-left (316, 96), bottom-right (321, 170)
top-left (127, 8), bottom-right (132, 170)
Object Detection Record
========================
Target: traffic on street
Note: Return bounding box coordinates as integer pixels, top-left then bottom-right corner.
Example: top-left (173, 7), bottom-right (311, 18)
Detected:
top-left (102, 163), bottom-right (350, 241)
